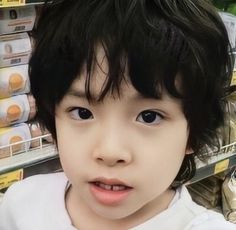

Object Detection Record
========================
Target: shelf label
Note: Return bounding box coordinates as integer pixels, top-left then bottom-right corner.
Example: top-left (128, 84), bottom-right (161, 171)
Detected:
top-left (214, 159), bottom-right (229, 174)
top-left (0, 0), bottom-right (25, 7)
top-left (0, 169), bottom-right (23, 190)
top-left (231, 71), bottom-right (236, 86)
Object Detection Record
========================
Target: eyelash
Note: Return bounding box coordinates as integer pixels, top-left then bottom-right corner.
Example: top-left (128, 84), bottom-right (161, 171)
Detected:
top-left (68, 107), bottom-right (94, 120)
top-left (136, 110), bottom-right (164, 125)
top-left (68, 107), bottom-right (164, 125)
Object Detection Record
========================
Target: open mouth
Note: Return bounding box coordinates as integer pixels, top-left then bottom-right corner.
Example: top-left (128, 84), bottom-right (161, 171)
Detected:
top-left (88, 179), bottom-right (133, 205)
top-left (91, 181), bottom-right (132, 191)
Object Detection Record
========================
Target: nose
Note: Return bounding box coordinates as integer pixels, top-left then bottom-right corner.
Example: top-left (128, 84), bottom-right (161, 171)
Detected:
top-left (92, 134), bottom-right (133, 167)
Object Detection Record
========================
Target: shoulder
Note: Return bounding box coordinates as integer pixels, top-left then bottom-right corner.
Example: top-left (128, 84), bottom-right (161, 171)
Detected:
top-left (133, 186), bottom-right (235, 230)
top-left (0, 172), bottom-right (69, 230)
top-left (1, 172), bottom-right (68, 207)
top-left (14, 172), bottom-right (67, 189)
top-left (178, 186), bottom-right (235, 230)
top-left (186, 210), bottom-right (235, 230)
top-left (3, 172), bottom-right (67, 199)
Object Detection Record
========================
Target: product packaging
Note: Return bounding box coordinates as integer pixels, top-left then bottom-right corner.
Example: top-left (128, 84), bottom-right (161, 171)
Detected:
top-left (188, 183), bottom-right (221, 207)
top-left (0, 64), bottom-right (30, 99)
top-left (219, 12), bottom-right (236, 50)
top-left (187, 175), bottom-right (223, 209)
top-left (188, 188), bottom-right (215, 209)
top-left (222, 171), bottom-right (236, 223)
top-left (0, 94), bottom-right (36, 127)
top-left (0, 32), bottom-right (31, 68)
top-left (28, 121), bottom-right (53, 148)
top-left (0, 123), bottom-right (31, 159)
top-left (0, 6), bottom-right (36, 35)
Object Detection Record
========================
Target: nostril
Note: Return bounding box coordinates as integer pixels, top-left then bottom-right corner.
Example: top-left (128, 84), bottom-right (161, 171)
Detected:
top-left (117, 159), bottom-right (125, 163)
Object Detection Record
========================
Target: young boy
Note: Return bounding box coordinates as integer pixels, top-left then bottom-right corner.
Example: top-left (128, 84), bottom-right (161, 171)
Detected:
top-left (0, 0), bottom-right (235, 229)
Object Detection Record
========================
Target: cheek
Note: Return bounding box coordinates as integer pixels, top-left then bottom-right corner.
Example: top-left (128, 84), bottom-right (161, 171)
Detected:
top-left (55, 118), bottom-right (90, 176)
top-left (135, 124), bottom-right (188, 186)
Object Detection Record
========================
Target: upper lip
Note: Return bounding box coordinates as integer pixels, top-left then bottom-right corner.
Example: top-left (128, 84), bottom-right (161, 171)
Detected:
top-left (89, 177), bottom-right (133, 188)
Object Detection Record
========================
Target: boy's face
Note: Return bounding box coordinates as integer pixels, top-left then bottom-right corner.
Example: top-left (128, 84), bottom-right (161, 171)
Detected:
top-left (55, 52), bottom-right (191, 221)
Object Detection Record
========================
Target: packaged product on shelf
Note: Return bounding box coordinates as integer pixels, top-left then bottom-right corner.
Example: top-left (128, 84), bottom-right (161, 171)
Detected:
top-left (198, 176), bottom-right (223, 193)
top-left (0, 32), bottom-right (31, 68)
top-left (222, 171), bottom-right (236, 223)
top-left (0, 6), bottom-right (36, 35)
top-left (0, 122), bottom-right (31, 159)
top-left (27, 94), bottom-right (36, 120)
top-left (188, 187), bottom-right (216, 209)
top-left (28, 121), bottom-right (42, 148)
top-left (0, 64), bottom-right (30, 99)
top-left (28, 121), bottom-right (53, 148)
top-left (219, 12), bottom-right (236, 50)
top-left (188, 182), bottom-right (221, 207)
top-left (0, 94), bottom-right (36, 128)
top-left (221, 99), bottom-right (236, 153)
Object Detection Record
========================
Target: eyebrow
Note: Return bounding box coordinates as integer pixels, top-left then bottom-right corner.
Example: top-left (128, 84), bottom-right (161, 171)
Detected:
top-left (66, 89), bottom-right (87, 98)
top-left (66, 88), bottom-right (164, 103)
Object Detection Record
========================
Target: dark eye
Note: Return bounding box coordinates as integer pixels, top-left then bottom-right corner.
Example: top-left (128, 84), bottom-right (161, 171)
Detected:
top-left (69, 107), bottom-right (93, 120)
top-left (136, 110), bottom-right (163, 124)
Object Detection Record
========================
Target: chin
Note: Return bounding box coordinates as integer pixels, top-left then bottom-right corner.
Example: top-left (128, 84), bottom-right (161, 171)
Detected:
top-left (91, 205), bottom-right (136, 220)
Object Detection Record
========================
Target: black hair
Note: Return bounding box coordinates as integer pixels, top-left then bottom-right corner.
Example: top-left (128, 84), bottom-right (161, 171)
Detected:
top-left (29, 0), bottom-right (233, 186)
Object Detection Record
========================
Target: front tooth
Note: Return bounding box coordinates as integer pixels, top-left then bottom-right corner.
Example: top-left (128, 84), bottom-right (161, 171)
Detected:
top-left (99, 183), bottom-right (105, 189)
top-left (99, 183), bottom-right (112, 190)
top-left (104, 184), bottom-right (112, 190)
top-left (112, 185), bottom-right (121, 191)
top-left (112, 185), bottom-right (126, 191)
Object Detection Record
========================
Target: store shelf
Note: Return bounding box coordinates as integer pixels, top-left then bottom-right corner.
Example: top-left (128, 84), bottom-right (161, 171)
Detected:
top-left (0, 135), bottom-right (62, 191)
top-left (0, 0), bottom-right (45, 8)
top-left (0, 144), bottom-right (60, 175)
top-left (0, 147), bottom-right (62, 192)
top-left (191, 142), bottom-right (236, 183)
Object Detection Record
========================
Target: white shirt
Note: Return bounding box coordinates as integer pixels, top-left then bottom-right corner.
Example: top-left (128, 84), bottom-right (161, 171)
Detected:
top-left (0, 172), bottom-right (235, 230)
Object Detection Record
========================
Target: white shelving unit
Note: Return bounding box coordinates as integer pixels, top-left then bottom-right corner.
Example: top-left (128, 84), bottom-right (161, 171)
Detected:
top-left (0, 137), bottom-right (58, 174)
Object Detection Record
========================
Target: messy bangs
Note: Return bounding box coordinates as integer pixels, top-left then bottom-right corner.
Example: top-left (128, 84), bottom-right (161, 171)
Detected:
top-left (30, 0), bottom-right (191, 105)
top-left (30, 0), bottom-right (232, 158)
top-left (90, 15), bottom-right (187, 101)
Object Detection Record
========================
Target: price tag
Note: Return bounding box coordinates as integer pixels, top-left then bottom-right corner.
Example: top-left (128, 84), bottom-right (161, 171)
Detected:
top-left (214, 159), bottom-right (229, 174)
top-left (0, 169), bottom-right (23, 190)
top-left (1, 0), bottom-right (25, 7)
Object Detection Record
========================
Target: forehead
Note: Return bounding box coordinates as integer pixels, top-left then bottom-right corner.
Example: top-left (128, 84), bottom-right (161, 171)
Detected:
top-left (66, 45), bottom-right (183, 103)
top-left (69, 69), bottom-right (138, 101)
top-left (67, 69), bottom-right (180, 106)
top-left (71, 45), bottom-right (129, 99)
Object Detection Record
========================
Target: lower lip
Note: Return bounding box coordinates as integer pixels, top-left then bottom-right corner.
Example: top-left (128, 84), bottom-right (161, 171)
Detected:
top-left (89, 183), bottom-right (132, 206)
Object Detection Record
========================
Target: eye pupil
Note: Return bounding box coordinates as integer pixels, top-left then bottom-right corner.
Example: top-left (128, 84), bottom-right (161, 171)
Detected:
top-left (79, 109), bottom-right (92, 119)
top-left (142, 112), bottom-right (156, 123)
